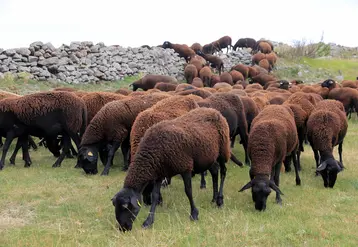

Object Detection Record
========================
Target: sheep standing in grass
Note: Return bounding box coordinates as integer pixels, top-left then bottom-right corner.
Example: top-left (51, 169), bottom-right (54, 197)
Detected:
top-left (239, 105), bottom-right (300, 211)
top-left (307, 100), bottom-right (347, 188)
top-left (162, 41), bottom-right (196, 62)
top-left (129, 74), bottom-right (177, 91)
top-left (112, 107), bottom-right (231, 231)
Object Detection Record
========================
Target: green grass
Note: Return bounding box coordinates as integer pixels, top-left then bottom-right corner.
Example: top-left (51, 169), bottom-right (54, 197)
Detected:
top-left (0, 115), bottom-right (358, 246)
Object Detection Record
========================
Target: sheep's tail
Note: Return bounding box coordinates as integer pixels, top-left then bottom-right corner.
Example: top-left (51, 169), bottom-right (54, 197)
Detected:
top-left (230, 152), bottom-right (243, 167)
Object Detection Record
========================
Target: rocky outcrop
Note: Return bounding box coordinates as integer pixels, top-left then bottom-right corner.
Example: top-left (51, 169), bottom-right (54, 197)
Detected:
top-left (0, 41), bottom-right (252, 83)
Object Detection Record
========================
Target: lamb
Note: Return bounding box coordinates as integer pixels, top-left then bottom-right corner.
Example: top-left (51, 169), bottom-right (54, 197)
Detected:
top-left (77, 93), bottom-right (169, 175)
top-left (0, 91), bottom-right (87, 170)
top-left (233, 38), bottom-right (256, 51)
top-left (190, 43), bottom-right (203, 53)
top-left (162, 41), bottom-right (196, 62)
top-left (81, 92), bottom-right (126, 124)
top-left (154, 82), bottom-right (178, 92)
top-left (129, 75), bottom-right (177, 91)
top-left (184, 64), bottom-right (198, 84)
top-left (197, 92), bottom-right (249, 165)
top-left (112, 107), bottom-right (231, 231)
top-left (219, 72), bottom-right (234, 85)
top-left (197, 51), bottom-right (224, 75)
top-left (306, 100), bottom-right (347, 188)
top-left (239, 105), bottom-right (300, 211)
top-left (199, 66), bottom-right (213, 87)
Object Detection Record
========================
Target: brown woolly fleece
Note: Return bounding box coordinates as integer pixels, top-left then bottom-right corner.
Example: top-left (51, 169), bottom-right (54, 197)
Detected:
top-left (190, 43), bottom-right (203, 53)
top-left (265, 52), bottom-right (278, 67)
top-left (162, 42), bottom-right (196, 62)
top-left (130, 95), bottom-right (199, 160)
top-left (0, 91), bottom-right (87, 135)
top-left (251, 73), bottom-right (277, 86)
top-left (191, 77), bottom-right (204, 88)
top-left (231, 64), bottom-right (249, 79)
top-left (240, 96), bottom-right (259, 131)
top-left (258, 59), bottom-right (271, 71)
top-left (251, 96), bottom-right (270, 112)
top-left (184, 64), bottom-right (199, 84)
top-left (175, 83), bottom-right (196, 92)
top-left (232, 84), bottom-right (244, 90)
top-left (341, 80), bottom-right (358, 89)
top-left (129, 74), bottom-right (177, 91)
top-left (219, 72), bottom-right (234, 85)
top-left (327, 87), bottom-right (358, 113)
top-left (199, 66), bottom-right (213, 87)
top-left (249, 105), bottom-right (298, 175)
top-left (248, 66), bottom-right (260, 78)
top-left (189, 55), bottom-right (206, 72)
top-left (176, 88), bottom-right (212, 98)
top-left (245, 83), bottom-right (264, 91)
top-left (52, 87), bottom-right (78, 92)
top-left (213, 82), bottom-right (232, 90)
top-left (251, 53), bottom-right (266, 65)
top-left (229, 70), bottom-right (245, 83)
top-left (154, 82), bottom-right (178, 92)
top-left (285, 92), bottom-right (316, 116)
top-left (307, 100), bottom-right (347, 153)
top-left (80, 93), bottom-right (170, 146)
top-left (115, 88), bottom-right (132, 95)
top-left (0, 90), bottom-right (20, 100)
top-left (81, 92), bottom-right (126, 124)
top-left (124, 107), bottom-right (231, 190)
top-left (210, 75), bottom-right (221, 87)
top-left (257, 42), bottom-right (272, 54)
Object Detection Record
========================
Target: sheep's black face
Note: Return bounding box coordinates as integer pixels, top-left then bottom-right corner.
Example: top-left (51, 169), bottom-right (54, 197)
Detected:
top-left (278, 80), bottom-right (291, 90)
top-left (162, 41), bottom-right (170, 49)
top-left (78, 146), bottom-right (98, 174)
top-left (317, 158), bottom-right (343, 188)
top-left (252, 181), bottom-right (271, 211)
top-left (112, 188), bottom-right (141, 232)
top-left (321, 79), bottom-right (335, 88)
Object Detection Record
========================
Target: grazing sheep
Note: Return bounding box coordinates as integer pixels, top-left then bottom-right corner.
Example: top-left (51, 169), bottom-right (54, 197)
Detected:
top-left (189, 55), bottom-right (206, 72)
top-left (191, 77), bottom-right (204, 88)
top-left (184, 64), bottom-right (198, 84)
top-left (233, 38), bottom-right (256, 51)
top-left (258, 59), bottom-right (271, 72)
top-left (215, 35), bottom-right (233, 53)
top-left (251, 74), bottom-right (277, 86)
top-left (190, 43), bottom-right (203, 53)
top-left (112, 107), bottom-right (231, 231)
top-left (219, 72), bottom-right (234, 85)
top-left (265, 52), bottom-right (278, 68)
top-left (77, 93), bottom-right (169, 175)
top-left (0, 91), bottom-right (87, 170)
top-left (251, 53), bottom-right (266, 65)
top-left (248, 66), bottom-right (260, 78)
top-left (154, 82), bottom-right (178, 92)
top-left (162, 41), bottom-right (196, 62)
top-left (256, 42), bottom-right (272, 54)
top-left (210, 74), bottom-right (221, 87)
top-left (202, 43), bottom-right (220, 54)
top-left (129, 74), bottom-right (177, 91)
top-left (231, 64), bottom-right (249, 79)
top-left (239, 105), bottom-right (300, 211)
top-left (197, 51), bottom-right (224, 75)
top-left (198, 93), bottom-right (249, 165)
top-left (81, 92), bottom-right (126, 124)
top-left (251, 96), bottom-right (270, 112)
top-left (307, 100), bottom-right (347, 188)
top-left (52, 87), bottom-right (77, 92)
top-left (199, 66), bottom-right (213, 87)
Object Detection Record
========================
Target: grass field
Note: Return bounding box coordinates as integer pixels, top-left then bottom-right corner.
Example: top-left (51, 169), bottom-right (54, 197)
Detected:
top-left (1, 60), bottom-right (358, 246)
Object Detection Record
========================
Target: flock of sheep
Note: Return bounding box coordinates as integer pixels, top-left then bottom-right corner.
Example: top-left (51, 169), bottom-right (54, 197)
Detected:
top-left (0, 35), bottom-right (358, 232)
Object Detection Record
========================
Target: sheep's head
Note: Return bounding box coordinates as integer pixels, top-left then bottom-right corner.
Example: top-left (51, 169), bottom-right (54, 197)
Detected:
top-left (112, 188), bottom-right (142, 232)
top-left (278, 80), bottom-right (291, 90)
top-left (45, 137), bottom-right (61, 158)
top-left (162, 41), bottom-right (171, 49)
top-left (316, 158), bottom-right (343, 188)
top-left (239, 175), bottom-right (283, 211)
top-left (321, 79), bottom-right (336, 89)
top-left (77, 145), bottom-right (99, 174)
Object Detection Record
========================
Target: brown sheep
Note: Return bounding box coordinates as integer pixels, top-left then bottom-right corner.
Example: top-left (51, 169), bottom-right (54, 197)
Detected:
top-left (115, 88), bottom-right (132, 95)
top-left (265, 52), bottom-right (278, 68)
top-left (240, 96), bottom-right (259, 132)
top-left (231, 64), bottom-right (249, 79)
top-left (213, 83), bottom-right (232, 90)
top-left (239, 105), bottom-right (300, 211)
top-left (129, 74), bottom-right (177, 91)
top-left (251, 53), bottom-right (266, 65)
top-left (176, 88), bottom-right (212, 98)
top-left (197, 51), bottom-right (224, 75)
top-left (258, 59), bottom-right (271, 72)
top-left (189, 55), bottom-right (206, 72)
top-left (190, 43), bottom-right (203, 53)
top-left (162, 41), bottom-right (196, 62)
top-left (251, 74), bottom-right (277, 86)
top-left (307, 100), bottom-right (347, 188)
top-left (175, 83), bottom-right (196, 92)
top-left (81, 92), bottom-right (126, 124)
top-left (233, 38), bottom-right (257, 51)
top-left (78, 93), bottom-right (170, 175)
top-left (210, 74), bottom-right (221, 87)
top-left (254, 40), bottom-right (274, 53)
top-left (154, 82), bottom-right (178, 92)
top-left (199, 66), bottom-right (213, 87)
top-left (248, 66), bottom-right (260, 78)
top-left (202, 43), bottom-right (220, 54)
top-left (52, 87), bottom-right (77, 92)
top-left (184, 64), bottom-right (198, 84)
top-left (219, 72), bottom-right (234, 85)
top-left (341, 80), bottom-right (357, 88)
top-left (112, 107), bottom-right (231, 231)
top-left (192, 77), bottom-right (204, 88)
top-left (232, 84), bottom-right (244, 90)
top-left (215, 35), bottom-right (233, 53)
top-left (252, 96), bottom-right (270, 112)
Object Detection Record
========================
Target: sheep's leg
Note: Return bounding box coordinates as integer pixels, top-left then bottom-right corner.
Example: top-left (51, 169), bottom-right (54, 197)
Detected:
top-left (9, 138), bottom-right (22, 165)
top-left (101, 141), bottom-right (121, 176)
top-left (181, 172), bottom-right (199, 221)
top-left (52, 134), bottom-right (71, 168)
top-left (209, 162), bottom-right (219, 203)
top-left (28, 136), bottom-right (37, 151)
top-left (142, 182), bottom-right (154, 205)
top-left (313, 149), bottom-right (320, 176)
top-left (142, 180), bottom-right (162, 228)
top-left (0, 133), bottom-right (16, 170)
top-left (272, 162), bottom-right (282, 205)
top-left (120, 138), bottom-right (130, 171)
top-left (230, 136), bottom-right (236, 148)
top-left (292, 151), bottom-right (301, 186)
top-left (230, 152), bottom-right (243, 167)
top-left (338, 141), bottom-right (344, 166)
top-left (217, 160), bottom-right (227, 207)
top-left (99, 148), bottom-right (108, 166)
top-left (21, 136), bottom-right (32, 167)
top-left (200, 172), bottom-right (206, 189)
top-left (283, 156), bottom-right (292, 172)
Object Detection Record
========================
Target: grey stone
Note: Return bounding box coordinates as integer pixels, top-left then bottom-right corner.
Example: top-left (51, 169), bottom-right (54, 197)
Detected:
top-left (69, 42), bottom-right (81, 51)
top-left (9, 64), bottom-right (17, 70)
top-left (5, 49), bottom-right (16, 56)
top-left (30, 41), bottom-right (43, 48)
top-left (76, 50), bottom-right (87, 58)
top-left (17, 48), bottom-right (31, 57)
top-left (0, 55), bottom-right (7, 60)
top-left (57, 72), bottom-right (67, 81)
top-left (58, 57), bottom-right (70, 65)
top-left (0, 72), bottom-right (4, 79)
top-left (98, 66), bottom-right (107, 72)
top-left (69, 53), bottom-right (80, 63)
top-left (40, 70), bottom-right (51, 77)
top-left (18, 66), bottom-right (31, 72)
top-left (43, 42), bottom-right (56, 51)
top-left (81, 75), bottom-right (89, 82)
top-left (43, 52), bottom-right (52, 58)
top-left (34, 51), bottom-right (43, 57)
top-left (58, 66), bottom-right (66, 72)
top-left (38, 57), bottom-right (59, 66)
top-left (81, 41), bottom-right (93, 47)
top-left (0, 65), bottom-right (9, 72)
top-left (94, 70), bottom-right (104, 78)
top-left (90, 45), bottom-right (100, 53)
top-left (66, 65), bottom-right (76, 71)
top-left (0, 48), bottom-right (3, 54)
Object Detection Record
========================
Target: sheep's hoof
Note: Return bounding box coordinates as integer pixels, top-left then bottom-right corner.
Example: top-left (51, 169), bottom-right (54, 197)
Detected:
top-left (9, 160), bottom-right (15, 165)
top-left (200, 183), bottom-right (206, 189)
top-left (101, 170), bottom-right (109, 176)
top-left (190, 208), bottom-right (199, 221)
top-left (52, 163), bottom-right (60, 168)
top-left (276, 198), bottom-right (282, 206)
top-left (216, 196), bottom-right (224, 207)
top-left (142, 218), bottom-right (154, 229)
top-left (296, 178), bottom-right (301, 186)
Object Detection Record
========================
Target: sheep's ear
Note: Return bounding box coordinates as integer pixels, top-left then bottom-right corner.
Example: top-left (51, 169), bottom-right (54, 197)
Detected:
top-left (239, 181), bottom-right (252, 192)
top-left (111, 195), bottom-right (117, 206)
top-left (317, 161), bottom-right (328, 172)
top-left (269, 181), bottom-right (284, 195)
top-left (130, 196), bottom-right (141, 209)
